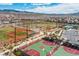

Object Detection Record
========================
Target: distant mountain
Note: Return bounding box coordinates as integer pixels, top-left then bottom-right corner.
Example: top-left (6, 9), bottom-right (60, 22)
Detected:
top-left (0, 9), bottom-right (79, 16)
top-left (0, 9), bottom-right (34, 13)
top-left (0, 9), bottom-right (21, 12)
top-left (71, 12), bottom-right (79, 15)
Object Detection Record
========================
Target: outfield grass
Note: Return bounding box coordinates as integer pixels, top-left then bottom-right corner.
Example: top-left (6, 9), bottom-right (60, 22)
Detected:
top-left (0, 26), bottom-right (14, 40)
top-left (0, 26), bottom-right (14, 32)
top-left (0, 30), bottom-right (8, 40)
top-left (16, 32), bottom-right (27, 36)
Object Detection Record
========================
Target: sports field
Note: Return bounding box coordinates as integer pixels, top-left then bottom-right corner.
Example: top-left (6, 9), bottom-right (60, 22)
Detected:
top-left (53, 46), bottom-right (79, 56)
top-left (0, 25), bottom-right (34, 48)
top-left (18, 39), bottom-right (56, 56)
top-left (17, 39), bottom-right (79, 56)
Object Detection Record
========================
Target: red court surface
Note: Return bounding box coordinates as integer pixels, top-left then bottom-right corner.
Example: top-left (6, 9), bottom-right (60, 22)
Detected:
top-left (25, 49), bottom-right (40, 56)
top-left (19, 45), bottom-right (28, 49)
top-left (64, 46), bottom-right (79, 54)
top-left (42, 40), bottom-right (56, 46)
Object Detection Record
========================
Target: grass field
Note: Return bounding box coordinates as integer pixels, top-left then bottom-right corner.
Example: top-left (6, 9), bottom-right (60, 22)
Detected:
top-left (0, 26), bottom-right (14, 32)
top-left (0, 26), bottom-right (14, 40)
top-left (0, 25), bottom-right (34, 48)
top-left (16, 32), bottom-right (26, 36)
top-left (0, 30), bottom-right (8, 40)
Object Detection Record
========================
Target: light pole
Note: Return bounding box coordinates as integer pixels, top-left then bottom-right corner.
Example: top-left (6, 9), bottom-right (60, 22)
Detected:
top-left (9, 19), bottom-right (17, 46)
top-left (14, 20), bottom-right (16, 46)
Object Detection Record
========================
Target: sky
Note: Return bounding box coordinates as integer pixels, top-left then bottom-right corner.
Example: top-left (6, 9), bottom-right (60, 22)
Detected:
top-left (0, 3), bottom-right (79, 14)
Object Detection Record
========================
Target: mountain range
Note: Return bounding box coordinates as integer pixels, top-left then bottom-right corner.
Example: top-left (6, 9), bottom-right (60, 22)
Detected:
top-left (0, 9), bottom-right (79, 16)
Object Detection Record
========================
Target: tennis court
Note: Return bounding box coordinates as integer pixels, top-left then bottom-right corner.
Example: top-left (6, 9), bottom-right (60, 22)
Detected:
top-left (16, 38), bottom-right (79, 56)
top-left (53, 46), bottom-right (79, 56)
top-left (19, 39), bottom-right (57, 56)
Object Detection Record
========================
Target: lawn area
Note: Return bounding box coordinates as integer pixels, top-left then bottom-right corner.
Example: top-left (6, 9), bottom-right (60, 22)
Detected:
top-left (16, 32), bottom-right (27, 36)
top-left (22, 40), bottom-right (56, 56)
top-left (0, 30), bottom-right (8, 40)
top-left (16, 31), bottom-right (34, 36)
top-left (0, 26), bottom-right (14, 40)
top-left (0, 26), bottom-right (14, 32)
top-left (53, 46), bottom-right (79, 56)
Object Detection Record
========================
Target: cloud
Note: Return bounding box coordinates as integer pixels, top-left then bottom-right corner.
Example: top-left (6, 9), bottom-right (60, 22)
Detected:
top-left (25, 3), bottom-right (79, 14)
top-left (31, 3), bottom-right (51, 6)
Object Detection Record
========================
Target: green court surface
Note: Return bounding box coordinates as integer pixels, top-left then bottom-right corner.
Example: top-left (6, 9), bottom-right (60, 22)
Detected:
top-left (24, 40), bottom-right (56, 56)
top-left (53, 46), bottom-right (79, 56)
